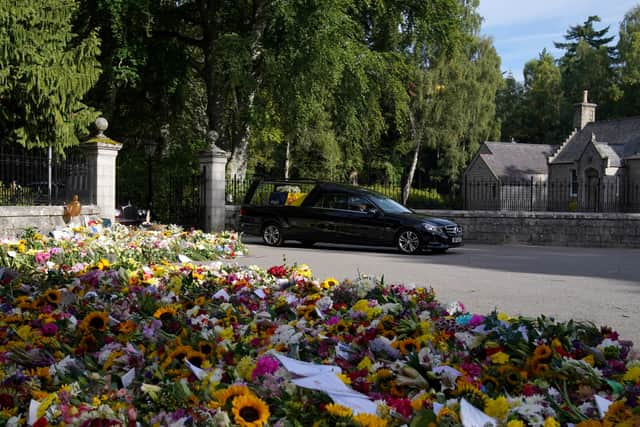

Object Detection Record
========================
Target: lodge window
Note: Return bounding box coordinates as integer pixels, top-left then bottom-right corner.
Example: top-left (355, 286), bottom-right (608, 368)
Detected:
top-left (570, 169), bottom-right (578, 197)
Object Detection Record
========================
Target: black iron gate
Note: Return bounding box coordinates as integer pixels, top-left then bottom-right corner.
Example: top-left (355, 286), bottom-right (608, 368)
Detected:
top-left (159, 169), bottom-right (206, 230)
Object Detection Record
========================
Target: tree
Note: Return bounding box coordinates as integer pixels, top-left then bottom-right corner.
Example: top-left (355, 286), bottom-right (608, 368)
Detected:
top-left (616, 5), bottom-right (640, 116)
top-left (554, 15), bottom-right (615, 57)
top-left (495, 72), bottom-right (525, 142)
top-left (0, 0), bottom-right (101, 152)
top-left (555, 16), bottom-right (619, 119)
top-left (520, 50), bottom-right (564, 144)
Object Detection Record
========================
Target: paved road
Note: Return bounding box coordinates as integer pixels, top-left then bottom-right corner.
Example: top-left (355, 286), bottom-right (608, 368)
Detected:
top-left (230, 238), bottom-right (640, 345)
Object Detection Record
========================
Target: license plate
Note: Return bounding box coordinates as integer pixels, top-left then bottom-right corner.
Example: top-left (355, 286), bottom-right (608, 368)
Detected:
top-left (452, 237), bottom-right (462, 243)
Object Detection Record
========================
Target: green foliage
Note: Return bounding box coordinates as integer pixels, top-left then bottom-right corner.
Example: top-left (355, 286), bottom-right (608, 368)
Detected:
top-left (555, 16), bottom-right (619, 118)
top-left (520, 50), bottom-right (565, 144)
top-left (0, 0), bottom-right (101, 152)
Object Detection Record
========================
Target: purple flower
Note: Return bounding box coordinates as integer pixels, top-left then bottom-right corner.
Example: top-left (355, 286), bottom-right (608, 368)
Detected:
top-left (252, 355), bottom-right (280, 380)
top-left (41, 323), bottom-right (58, 336)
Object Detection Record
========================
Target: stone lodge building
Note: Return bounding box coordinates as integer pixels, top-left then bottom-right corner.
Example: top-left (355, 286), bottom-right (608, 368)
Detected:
top-left (465, 91), bottom-right (640, 211)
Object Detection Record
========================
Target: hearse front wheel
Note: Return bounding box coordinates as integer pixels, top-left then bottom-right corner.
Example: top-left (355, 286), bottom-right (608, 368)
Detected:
top-left (396, 229), bottom-right (422, 254)
top-left (262, 223), bottom-right (284, 246)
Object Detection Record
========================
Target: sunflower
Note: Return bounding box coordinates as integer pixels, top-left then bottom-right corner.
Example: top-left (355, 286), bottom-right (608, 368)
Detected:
top-left (498, 365), bottom-right (525, 387)
top-left (80, 311), bottom-right (109, 332)
top-left (329, 320), bottom-right (352, 335)
top-left (162, 345), bottom-right (194, 369)
top-left (325, 403), bottom-right (353, 418)
top-left (214, 385), bottom-right (252, 406)
top-left (353, 413), bottom-right (388, 427)
top-left (455, 381), bottom-right (488, 410)
top-left (153, 306), bottom-right (177, 322)
top-left (603, 400), bottom-right (632, 424)
top-left (531, 362), bottom-right (550, 377)
top-left (321, 277), bottom-right (340, 289)
top-left (231, 393), bottom-right (270, 427)
top-left (186, 350), bottom-right (207, 368)
top-left (374, 369), bottom-right (394, 392)
top-left (198, 341), bottom-right (216, 356)
top-left (533, 344), bottom-right (552, 361)
top-left (14, 296), bottom-right (32, 310)
top-left (393, 338), bottom-right (420, 355)
top-left (43, 289), bottom-right (61, 306)
top-left (436, 407), bottom-right (460, 424)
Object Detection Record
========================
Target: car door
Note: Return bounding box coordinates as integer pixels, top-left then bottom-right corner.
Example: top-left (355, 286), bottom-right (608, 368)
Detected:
top-left (339, 194), bottom-right (390, 244)
top-left (305, 191), bottom-right (349, 243)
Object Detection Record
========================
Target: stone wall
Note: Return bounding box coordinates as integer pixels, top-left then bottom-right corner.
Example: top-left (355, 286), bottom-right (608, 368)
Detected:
top-left (0, 205), bottom-right (101, 238)
top-left (224, 205), bottom-right (640, 248)
top-left (420, 210), bottom-right (640, 248)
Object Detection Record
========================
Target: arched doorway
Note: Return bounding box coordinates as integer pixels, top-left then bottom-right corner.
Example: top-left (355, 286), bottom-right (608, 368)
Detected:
top-left (584, 168), bottom-right (600, 211)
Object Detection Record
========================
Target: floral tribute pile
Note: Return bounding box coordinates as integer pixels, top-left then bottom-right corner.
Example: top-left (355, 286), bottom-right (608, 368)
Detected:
top-left (0, 226), bottom-right (639, 427)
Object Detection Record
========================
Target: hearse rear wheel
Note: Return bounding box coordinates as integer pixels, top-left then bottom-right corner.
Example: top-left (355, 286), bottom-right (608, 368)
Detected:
top-left (262, 223), bottom-right (284, 246)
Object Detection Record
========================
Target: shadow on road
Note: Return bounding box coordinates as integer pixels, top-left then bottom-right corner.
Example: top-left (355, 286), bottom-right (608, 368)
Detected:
top-left (241, 236), bottom-right (640, 284)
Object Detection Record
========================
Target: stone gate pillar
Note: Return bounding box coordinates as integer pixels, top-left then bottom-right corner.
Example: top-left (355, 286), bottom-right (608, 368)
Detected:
top-left (200, 131), bottom-right (228, 232)
top-left (83, 117), bottom-right (122, 221)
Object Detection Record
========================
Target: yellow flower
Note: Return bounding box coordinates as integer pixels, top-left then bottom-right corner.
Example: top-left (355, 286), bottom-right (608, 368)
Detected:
top-left (214, 385), bottom-right (251, 406)
top-left (80, 311), bottom-right (109, 332)
top-left (321, 277), bottom-right (339, 289)
top-left (231, 393), bottom-right (270, 427)
top-left (484, 396), bottom-right (509, 420)
top-left (43, 289), bottom-right (62, 305)
top-left (497, 312), bottom-right (511, 322)
top-left (96, 258), bottom-right (111, 270)
top-left (582, 354), bottom-right (595, 366)
top-left (544, 417), bottom-right (560, 427)
top-left (353, 413), bottom-right (388, 427)
top-left (236, 356), bottom-right (256, 381)
top-left (357, 356), bottom-right (373, 372)
top-left (506, 421), bottom-right (525, 427)
top-left (293, 264), bottom-right (312, 278)
top-left (622, 366), bottom-right (640, 383)
top-left (336, 373), bottom-right (351, 385)
top-left (490, 351), bottom-right (510, 364)
top-left (325, 403), bottom-right (353, 418)
top-left (153, 306), bottom-right (178, 321)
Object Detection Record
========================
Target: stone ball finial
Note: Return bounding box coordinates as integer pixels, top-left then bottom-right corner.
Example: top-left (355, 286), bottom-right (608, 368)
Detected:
top-left (95, 117), bottom-right (109, 137)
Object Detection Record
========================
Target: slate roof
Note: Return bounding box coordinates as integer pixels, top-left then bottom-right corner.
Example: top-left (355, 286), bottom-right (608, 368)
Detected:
top-left (550, 116), bottom-right (640, 164)
top-left (479, 142), bottom-right (557, 179)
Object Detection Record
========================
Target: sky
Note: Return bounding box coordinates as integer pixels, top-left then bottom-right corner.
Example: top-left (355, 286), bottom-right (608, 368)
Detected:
top-left (477, 0), bottom-right (640, 81)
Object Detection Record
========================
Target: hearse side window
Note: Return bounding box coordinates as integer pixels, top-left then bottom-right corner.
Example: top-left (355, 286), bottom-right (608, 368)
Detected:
top-left (348, 195), bottom-right (375, 212)
top-left (312, 192), bottom-right (348, 209)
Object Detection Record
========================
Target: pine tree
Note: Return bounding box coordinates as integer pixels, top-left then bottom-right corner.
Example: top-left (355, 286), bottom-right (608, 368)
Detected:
top-left (0, 0), bottom-right (101, 153)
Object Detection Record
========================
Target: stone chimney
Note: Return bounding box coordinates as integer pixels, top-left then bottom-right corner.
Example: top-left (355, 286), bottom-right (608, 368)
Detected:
top-left (573, 90), bottom-right (597, 130)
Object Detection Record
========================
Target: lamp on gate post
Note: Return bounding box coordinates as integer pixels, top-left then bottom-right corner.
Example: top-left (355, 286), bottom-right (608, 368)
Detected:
top-left (144, 139), bottom-right (158, 220)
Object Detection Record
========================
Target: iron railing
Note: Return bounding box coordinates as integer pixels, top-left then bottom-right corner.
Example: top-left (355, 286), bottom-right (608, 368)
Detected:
top-left (463, 177), bottom-right (640, 213)
top-left (225, 175), bottom-right (446, 209)
top-left (0, 143), bottom-right (90, 206)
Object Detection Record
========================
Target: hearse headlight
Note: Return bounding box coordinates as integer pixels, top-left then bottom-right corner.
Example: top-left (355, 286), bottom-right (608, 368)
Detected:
top-left (422, 223), bottom-right (440, 232)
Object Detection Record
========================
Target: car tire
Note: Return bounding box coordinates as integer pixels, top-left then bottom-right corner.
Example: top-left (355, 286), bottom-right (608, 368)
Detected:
top-left (396, 229), bottom-right (422, 254)
top-left (262, 223), bottom-right (284, 246)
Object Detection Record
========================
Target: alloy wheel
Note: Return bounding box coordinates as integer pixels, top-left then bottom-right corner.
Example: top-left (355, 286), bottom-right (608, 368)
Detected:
top-left (262, 224), bottom-right (283, 246)
top-left (397, 230), bottom-right (421, 254)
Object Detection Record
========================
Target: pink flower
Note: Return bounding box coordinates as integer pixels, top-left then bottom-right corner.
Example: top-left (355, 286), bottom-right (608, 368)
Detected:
top-left (252, 355), bottom-right (280, 380)
top-left (34, 251), bottom-right (50, 264)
